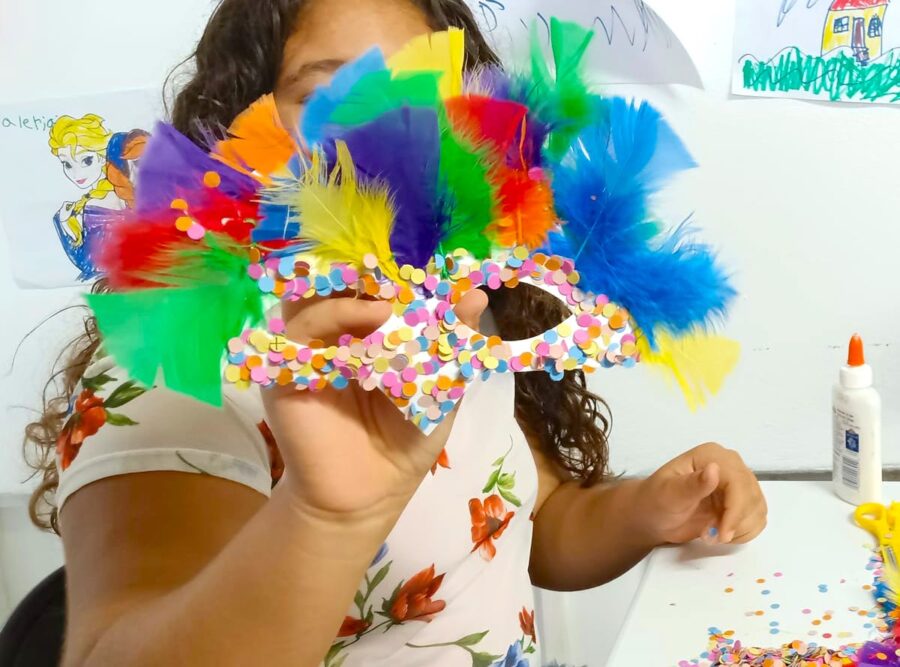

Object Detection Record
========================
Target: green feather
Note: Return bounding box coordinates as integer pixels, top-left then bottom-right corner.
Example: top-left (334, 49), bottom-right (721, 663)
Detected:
top-left (86, 237), bottom-right (263, 407)
top-left (328, 71), bottom-right (442, 129)
top-left (438, 114), bottom-right (497, 258)
top-left (530, 18), bottom-right (597, 159)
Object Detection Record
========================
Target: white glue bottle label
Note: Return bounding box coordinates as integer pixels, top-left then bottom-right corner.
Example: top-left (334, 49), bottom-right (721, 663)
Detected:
top-left (832, 334), bottom-right (882, 505)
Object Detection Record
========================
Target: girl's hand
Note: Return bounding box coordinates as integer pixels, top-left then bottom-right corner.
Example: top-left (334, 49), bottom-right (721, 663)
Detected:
top-left (262, 291), bottom-right (488, 520)
top-left (636, 443), bottom-right (767, 546)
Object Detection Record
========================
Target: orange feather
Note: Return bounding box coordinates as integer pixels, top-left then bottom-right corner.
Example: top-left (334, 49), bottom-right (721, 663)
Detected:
top-left (213, 95), bottom-right (297, 184)
top-left (491, 167), bottom-right (556, 249)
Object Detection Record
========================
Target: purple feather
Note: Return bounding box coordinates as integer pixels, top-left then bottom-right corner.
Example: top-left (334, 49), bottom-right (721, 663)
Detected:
top-left (325, 107), bottom-right (445, 268)
top-left (136, 122), bottom-right (258, 213)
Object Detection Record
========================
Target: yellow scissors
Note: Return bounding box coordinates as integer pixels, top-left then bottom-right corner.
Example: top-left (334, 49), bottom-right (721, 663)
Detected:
top-left (855, 502), bottom-right (900, 571)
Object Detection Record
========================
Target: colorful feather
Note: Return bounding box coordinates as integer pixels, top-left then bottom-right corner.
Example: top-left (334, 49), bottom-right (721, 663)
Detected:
top-left (436, 122), bottom-right (497, 258)
top-left (387, 27), bottom-right (465, 99)
top-left (637, 330), bottom-right (740, 410)
top-left (135, 123), bottom-right (258, 212)
top-left (302, 48), bottom-right (387, 146)
top-left (265, 143), bottom-right (400, 283)
top-left (491, 166), bottom-right (556, 249)
top-left (86, 236), bottom-right (262, 406)
top-left (95, 195), bottom-right (256, 291)
top-left (445, 95), bottom-right (528, 156)
top-left (325, 106), bottom-right (445, 269)
top-left (551, 97), bottom-right (732, 343)
top-left (212, 94), bottom-right (298, 183)
top-left (326, 71), bottom-right (442, 133)
top-left (524, 18), bottom-right (597, 159)
top-left (445, 95), bottom-right (555, 249)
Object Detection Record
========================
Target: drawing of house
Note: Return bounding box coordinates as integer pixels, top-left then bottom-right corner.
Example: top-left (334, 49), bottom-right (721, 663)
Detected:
top-left (822, 0), bottom-right (891, 64)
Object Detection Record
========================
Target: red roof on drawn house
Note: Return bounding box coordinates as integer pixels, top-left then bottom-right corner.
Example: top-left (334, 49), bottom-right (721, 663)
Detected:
top-left (830, 0), bottom-right (889, 10)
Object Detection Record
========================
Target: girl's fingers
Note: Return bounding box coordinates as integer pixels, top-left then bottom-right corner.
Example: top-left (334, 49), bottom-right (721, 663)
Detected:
top-left (727, 508), bottom-right (768, 544)
top-left (286, 298), bottom-right (392, 344)
top-left (454, 289), bottom-right (489, 330)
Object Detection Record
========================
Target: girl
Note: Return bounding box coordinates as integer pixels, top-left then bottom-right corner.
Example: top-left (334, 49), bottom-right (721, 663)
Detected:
top-left (48, 114), bottom-right (123, 280)
top-left (26, 1), bottom-right (767, 666)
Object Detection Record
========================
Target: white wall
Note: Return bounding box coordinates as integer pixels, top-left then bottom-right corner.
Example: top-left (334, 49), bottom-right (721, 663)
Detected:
top-left (596, 0), bottom-right (900, 477)
top-left (0, 0), bottom-right (218, 495)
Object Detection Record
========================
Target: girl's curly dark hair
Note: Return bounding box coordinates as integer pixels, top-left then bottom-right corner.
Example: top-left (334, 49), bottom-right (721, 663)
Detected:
top-left (25, 0), bottom-right (612, 533)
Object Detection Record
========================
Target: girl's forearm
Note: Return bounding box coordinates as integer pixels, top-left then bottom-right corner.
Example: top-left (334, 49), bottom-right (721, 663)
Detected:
top-left (78, 481), bottom-right (405, 667)
top-left (529, 479), bottom-right (656, 591)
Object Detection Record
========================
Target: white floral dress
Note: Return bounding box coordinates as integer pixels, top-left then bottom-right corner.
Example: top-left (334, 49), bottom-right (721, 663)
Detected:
top-left (57, 350), bottom-right (541, 667)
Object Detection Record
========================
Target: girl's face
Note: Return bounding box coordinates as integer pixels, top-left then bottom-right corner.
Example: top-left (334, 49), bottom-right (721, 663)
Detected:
top-left (274, 0), bottom-right (431, 130)
top-left (56, 145), bottom-right (106, 190)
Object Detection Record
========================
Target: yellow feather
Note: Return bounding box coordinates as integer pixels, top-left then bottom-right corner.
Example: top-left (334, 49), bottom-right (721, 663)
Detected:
top-left (387, 28), bottom-right (465, 98)
top-left (291, 142), bottom-right (401, 283)
top-left (637, 329), bottom-right (740, 410)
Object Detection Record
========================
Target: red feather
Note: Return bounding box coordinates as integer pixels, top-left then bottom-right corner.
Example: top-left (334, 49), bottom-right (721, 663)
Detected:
top-left (445, 95), bottom-right (527, 155)
top-left (97, 189), bottom-right (259, 289)
top-left (446, 96), bottom-right (556, 249)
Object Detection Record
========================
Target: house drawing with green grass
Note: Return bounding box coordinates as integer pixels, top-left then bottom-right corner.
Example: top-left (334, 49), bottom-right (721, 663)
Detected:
top-left (734, 0), bottom-right (899, 104)
top-left (822, 0), bottom-right (892, 65)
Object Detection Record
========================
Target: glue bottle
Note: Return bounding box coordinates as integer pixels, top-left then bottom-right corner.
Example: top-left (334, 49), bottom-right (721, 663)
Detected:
top-left (832, 334), bottom-right (882, 505)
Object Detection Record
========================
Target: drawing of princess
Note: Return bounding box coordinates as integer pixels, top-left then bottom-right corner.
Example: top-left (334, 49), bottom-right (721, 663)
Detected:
top-left (48, 115), bottom-right (148, 280)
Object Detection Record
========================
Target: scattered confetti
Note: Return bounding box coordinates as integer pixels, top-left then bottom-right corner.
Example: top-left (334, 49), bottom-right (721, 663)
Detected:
top-left (682, 549), bottom-right (900, 666)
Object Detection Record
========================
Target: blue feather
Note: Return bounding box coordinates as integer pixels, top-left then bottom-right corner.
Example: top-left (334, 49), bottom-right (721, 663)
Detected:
top-left (552, 98), bottom-right (733, 343)
top-left (325, 107), bottom-right (446, 268)
top-left (252, 202), bottom-right (298, 243)
top-left (253, 161), bottom-right (305, 243)
top-left (302, 48), bottom-right (387, 147)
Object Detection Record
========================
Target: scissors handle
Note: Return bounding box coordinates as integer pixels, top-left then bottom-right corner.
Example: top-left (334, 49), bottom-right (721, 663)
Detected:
top-left (855, 502), bottom-right (891, 543)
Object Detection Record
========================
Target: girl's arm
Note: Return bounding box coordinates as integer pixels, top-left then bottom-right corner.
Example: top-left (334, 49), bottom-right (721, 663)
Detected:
top-left (62, 471), bottom-right (410, 667)
top-left (62, 291), bottom-right (489, 667)
top-left (528, 443), bottom-right (767, 592)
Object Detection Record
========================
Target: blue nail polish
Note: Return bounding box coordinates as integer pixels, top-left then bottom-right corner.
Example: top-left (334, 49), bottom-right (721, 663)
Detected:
top-left (708, 527), bottom-right (719, 538)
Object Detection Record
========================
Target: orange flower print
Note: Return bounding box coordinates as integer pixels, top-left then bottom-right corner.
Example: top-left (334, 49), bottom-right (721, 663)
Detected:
top-left (469, 494), bottom-right (515, 561)
top-left (430, 448), bottom-right (450, 475)
top-left (257, 421), bottom-right (284, 485)
top-left (519, 607), bottom-right (537, 644)
top-left (337, 616), bottom-right (371, 637)
top-left (56, 389), bottom-right (107, 471)
top-left (389, 565), bottom-right (446, 623)
top-left (56, 375), bottom-right (145, 471)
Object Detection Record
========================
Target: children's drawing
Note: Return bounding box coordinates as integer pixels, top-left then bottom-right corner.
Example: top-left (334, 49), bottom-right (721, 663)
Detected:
top-left (465, 0), bottom-right (702, 87)
top-left (49, 115), bottom-right (150, 280)
top-left (733, 0), bottom-right (900, 104)
top-left (0, 89), bottom-right (160, 288)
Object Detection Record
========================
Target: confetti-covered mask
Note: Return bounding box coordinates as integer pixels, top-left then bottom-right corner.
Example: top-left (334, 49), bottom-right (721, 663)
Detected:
top-left (88, 18), bottom-right (738, 434)
top-left (234, 249), bottom-right (638, 433)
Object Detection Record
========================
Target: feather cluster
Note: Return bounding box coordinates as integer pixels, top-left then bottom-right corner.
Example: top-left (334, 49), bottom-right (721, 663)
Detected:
top-left (87, 17), bottom-right (737, 408)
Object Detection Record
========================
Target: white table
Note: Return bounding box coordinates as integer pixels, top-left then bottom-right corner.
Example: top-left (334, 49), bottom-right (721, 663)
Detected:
top-left (606, 481), bottom-right (899, 666)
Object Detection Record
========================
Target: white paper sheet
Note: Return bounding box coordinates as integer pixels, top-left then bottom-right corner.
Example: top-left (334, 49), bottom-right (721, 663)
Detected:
top-left (0, 89), bottom-right (160, 289)
top-left (608, 482), bottom-right (896, 666)
top-left (465, 0), bottom-right (703, 87)
top-left (732, 0), bottom-right (900, 104)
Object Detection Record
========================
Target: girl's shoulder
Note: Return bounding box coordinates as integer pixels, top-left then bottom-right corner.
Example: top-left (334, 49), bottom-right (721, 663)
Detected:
top-left (56, 349), bottom-right (276, 510)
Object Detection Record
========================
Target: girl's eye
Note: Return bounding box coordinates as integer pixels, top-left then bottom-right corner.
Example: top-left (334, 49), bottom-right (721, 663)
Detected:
top-left (82, 156), bottom-right (94, 167)
top-left (63, 162), bottom-right (73, 170)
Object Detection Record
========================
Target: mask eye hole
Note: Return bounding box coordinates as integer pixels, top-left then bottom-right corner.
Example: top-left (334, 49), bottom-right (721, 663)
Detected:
top-left (481, 284), bottom-right (572, 342)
